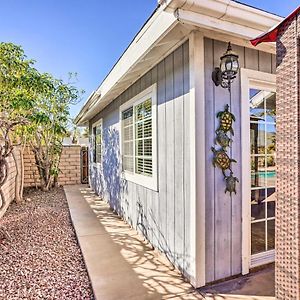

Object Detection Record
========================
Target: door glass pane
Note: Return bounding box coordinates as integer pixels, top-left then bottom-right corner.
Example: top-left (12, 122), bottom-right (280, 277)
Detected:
top-left (267, 219), bottom-right (275, 250)
top-left (266, 156), bottom-right (276, 187)
top-left (250, 89), bottom-right (265, 120)
top-left (251, 221), bottom-right (266, 254)
top-left (267, 188), bottom-right (276, 218)
top-left (251, 189), bottom-right (265, 221)
top-left (250, 88), bottom-right (276, 256)
top-left (266, 124), bottom-right (276, 154)
top-left (266, 93), bottom-right (276, 123)
top-left (251, 156), bottom-right (265, 188)
top-left (250, 123), bottom-right (265, 154)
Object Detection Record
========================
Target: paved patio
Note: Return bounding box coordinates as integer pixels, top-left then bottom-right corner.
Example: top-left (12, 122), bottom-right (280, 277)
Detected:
top-left (64, 185), bottom-right (275, 300)
top-left (201, 266), bottom-right (274, 300)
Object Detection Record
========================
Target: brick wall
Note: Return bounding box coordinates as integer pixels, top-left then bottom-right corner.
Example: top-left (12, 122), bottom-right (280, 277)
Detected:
top-left (276, 12), bottom-right (300, 299)
top-left (0, 148), bottom-right (21, 218)
top-left (24, 145), bottom-right (82, 187)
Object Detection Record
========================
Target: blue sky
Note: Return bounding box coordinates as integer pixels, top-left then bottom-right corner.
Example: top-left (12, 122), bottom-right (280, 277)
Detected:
top-left (0, 1), bottom-right (298, 117)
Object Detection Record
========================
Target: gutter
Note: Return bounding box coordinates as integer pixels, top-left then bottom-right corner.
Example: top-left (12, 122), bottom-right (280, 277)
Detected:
top-left (161, 0), bottom-right (282, 32)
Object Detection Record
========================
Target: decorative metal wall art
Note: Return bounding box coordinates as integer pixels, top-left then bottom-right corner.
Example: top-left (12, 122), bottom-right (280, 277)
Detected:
top-left (215, 129), bottom-right (232, 149)
top-left (211, 147), bottom-right (236, 176)
top-left (211, 104), bottom-right (239, 195)
top-left (224, 172), bottom-right (239, 196)
top-left (216, 104), bottom-right (235, 135)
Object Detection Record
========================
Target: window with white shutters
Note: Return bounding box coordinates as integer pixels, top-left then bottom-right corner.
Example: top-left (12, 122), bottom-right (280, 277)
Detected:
top-left (122, 107), bottom-right (134, 172)
top-left (92, 120), bottom-right (102, 164)
top-left (120, 84), bottom-right (157, 190)
top-left (134, 98), bottom-right (152, 176)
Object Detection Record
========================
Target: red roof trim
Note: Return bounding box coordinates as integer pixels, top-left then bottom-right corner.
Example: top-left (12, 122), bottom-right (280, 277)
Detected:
top-left (251, 6), bottom-right (300, 46)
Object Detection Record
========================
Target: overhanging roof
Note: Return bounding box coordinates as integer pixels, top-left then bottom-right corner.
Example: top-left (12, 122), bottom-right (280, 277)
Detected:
top-left (251, 5), bottom-right (300, 46)
top-left (75, 0), bottom-right (282, 126)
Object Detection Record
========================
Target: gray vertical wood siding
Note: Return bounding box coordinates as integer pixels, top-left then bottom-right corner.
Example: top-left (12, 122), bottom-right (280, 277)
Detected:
top-left (87, 36), bottom-right (275, 285)
top-left (204, 38), bottom-right (276, 283)
top-left (89, 41), bottom-right (191, 276)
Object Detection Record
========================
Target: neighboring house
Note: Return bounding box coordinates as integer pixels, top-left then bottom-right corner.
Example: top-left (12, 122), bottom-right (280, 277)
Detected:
top-left (63, 137), bottom-right (89, 146)
top-left (75, 0), bottom-right (282, 288)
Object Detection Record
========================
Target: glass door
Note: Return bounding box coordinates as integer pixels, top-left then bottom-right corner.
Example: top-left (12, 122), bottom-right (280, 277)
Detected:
top-left (249, 89), bottom-right (276, 267)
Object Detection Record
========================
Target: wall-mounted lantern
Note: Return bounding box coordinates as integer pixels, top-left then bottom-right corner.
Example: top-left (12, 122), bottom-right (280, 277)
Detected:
top-left (212, 42), bottom-right (239, 91)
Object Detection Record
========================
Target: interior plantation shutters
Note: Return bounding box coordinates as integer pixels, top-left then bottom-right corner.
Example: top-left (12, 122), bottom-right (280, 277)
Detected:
top-left (122, 108), bottom-right (134, 172)
top-left (92, 122), bottom-right (102, 163)
top-left (122, 98), bottom-right (153, 177)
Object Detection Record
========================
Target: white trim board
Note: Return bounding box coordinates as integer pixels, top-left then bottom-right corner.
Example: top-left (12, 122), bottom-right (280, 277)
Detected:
top-left (189, 30), bottom-right (206, 288)
top-left (240, 68), bottom-right (276, 275)
top-left (251, 250), bottom-right (275, 268)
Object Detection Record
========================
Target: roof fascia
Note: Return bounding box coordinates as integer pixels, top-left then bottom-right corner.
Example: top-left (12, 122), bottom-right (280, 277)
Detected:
top-left (75, 0), bottom-right (282, 125)
top-left (75, 7), bottom-right (177, 125)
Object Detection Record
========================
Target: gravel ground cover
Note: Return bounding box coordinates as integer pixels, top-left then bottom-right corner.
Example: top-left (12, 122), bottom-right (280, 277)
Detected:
top-left (0, 187), bottom-right (94, 300)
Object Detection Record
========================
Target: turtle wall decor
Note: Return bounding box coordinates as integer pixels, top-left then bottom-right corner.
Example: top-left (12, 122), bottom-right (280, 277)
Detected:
top-left (211, 104), bottom-right (239, 197)
top-left (217, 104), bottom-right (235, 135)
top-left (224, 172), bottom-right (239, 196)
top-left (211, 147), bottom-right (236, 176)
top-left (215, 130), bottom-right (232, 149)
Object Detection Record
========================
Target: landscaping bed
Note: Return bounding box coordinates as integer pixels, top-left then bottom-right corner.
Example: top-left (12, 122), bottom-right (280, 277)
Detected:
top-left (0, 187), bottom-right (94, 300)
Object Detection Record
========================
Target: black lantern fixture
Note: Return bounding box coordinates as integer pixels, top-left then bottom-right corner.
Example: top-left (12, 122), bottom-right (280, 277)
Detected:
top-left (212, 42), bottom-right (239, 91)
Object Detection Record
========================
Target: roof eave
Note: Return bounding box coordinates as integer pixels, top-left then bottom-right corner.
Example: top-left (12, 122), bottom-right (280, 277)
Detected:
top-left (75, 0), bottom-right (283, 125)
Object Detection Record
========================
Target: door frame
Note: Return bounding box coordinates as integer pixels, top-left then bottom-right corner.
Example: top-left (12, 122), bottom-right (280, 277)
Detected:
top-left (241, 68), bottom-right (276, 275)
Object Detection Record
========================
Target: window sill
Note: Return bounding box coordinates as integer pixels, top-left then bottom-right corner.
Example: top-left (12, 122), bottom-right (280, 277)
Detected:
top-left (122, 171), bottom-right (158, 192)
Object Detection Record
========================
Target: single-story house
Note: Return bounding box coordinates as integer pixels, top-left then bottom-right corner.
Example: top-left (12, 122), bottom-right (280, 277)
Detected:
top-left (75, 0), bottom-right (283, 288)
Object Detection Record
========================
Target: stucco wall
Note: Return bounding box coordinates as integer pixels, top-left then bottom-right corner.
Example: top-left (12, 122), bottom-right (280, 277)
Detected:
top-left (23, 145), bottom-right (82, 187)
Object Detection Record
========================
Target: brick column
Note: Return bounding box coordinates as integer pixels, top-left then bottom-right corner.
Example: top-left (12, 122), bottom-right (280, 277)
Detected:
top-left (276, 13), bottom-right (300, 299)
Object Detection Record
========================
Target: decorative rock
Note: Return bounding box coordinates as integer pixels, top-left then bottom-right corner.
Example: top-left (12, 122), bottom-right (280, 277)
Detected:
top-left (0, 187), bottom-right (94, 299)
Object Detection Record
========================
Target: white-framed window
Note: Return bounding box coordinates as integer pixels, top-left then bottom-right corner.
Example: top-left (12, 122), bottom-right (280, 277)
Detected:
top-left (120, 84), bottom-right (157, 191)
top-left (91, 119), bottom-right (103, 164)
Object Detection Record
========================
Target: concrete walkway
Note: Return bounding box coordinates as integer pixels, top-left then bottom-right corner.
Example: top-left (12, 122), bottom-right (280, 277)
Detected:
top-left (64, 185), bottom-right (274, 300)
top-left (64, 185), bottom-right (203, 300)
